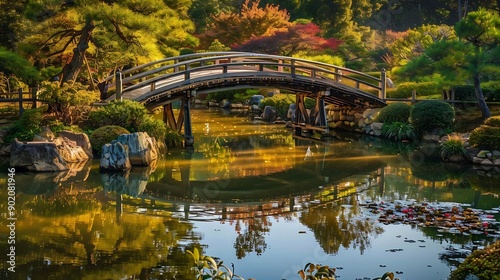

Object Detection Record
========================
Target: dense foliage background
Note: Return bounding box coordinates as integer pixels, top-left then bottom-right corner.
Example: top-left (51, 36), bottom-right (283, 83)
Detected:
top-left (0, 0), bottom-right (499, 118)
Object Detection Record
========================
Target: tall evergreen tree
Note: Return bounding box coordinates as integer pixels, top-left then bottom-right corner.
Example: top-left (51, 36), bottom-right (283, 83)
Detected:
top-left (0, 0), bottom-right (28, 50)
top-left (397, 8), bottom-right (500, 119)
top-left (17, 0), bottom-right (197, 84)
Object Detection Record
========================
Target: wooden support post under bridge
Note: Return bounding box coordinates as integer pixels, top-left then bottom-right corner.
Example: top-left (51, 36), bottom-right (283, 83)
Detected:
top-left (293, 91), bottom-right (329, 136)
top-left (163, 103), bottom-right (184, 133)
top-left (162, 90), bottom-right (195, 146)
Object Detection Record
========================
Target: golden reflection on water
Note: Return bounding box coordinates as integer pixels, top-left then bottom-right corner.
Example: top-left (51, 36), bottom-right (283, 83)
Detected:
top-left (1, 109), bottom-right (500, 279)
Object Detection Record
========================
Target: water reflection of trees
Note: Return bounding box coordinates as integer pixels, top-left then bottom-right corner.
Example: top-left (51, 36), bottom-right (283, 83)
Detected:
top-left (233, 217), bottom-right (272, 259)
top-left (299, 195), bottom-right (384, 255)
top-left (2, 184), bottom-right (198, 279)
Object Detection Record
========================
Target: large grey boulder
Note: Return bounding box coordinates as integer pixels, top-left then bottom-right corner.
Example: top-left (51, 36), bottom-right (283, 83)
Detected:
top-left (10, 139), bottom-right (68, 171)
top-left (53, 137), bottom-right (89, 163)
top-left (261, 106), bottom-right (277, 121)
top-left (116, 132), bottom-right (158, 166)
top-left (287, 103), bottom-right (296, 120)
top-left (59, 130), bottom-right (93, 158)
top-left (100, 141), bottom-right (131, 171)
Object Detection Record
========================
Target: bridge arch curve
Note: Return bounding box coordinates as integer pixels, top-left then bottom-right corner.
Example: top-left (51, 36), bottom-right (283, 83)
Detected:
top-left (102, 52), bottom-right (387, 144)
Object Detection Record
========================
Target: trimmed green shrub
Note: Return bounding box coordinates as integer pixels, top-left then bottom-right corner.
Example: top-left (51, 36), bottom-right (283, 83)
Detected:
top-left (375, 102), bottom-right (411, 123)
top-left (87, 99), bottom-right (169, 144)
top-left (4, 108), bottom-right (44, 144)
top-left (389, 81), bottom-right (440, 98)
top-left (484, 116), bottom-right (500, 127)
top-left (469, 125), bottom-right (500, 150)
top-left (410, 100), bottom-right (455, 134)
top-left (138, 117), bottom-right (167, 141)
top-left (452, 84), bottom-right (500, 102)
top-left (449, 240), bottom-right (500, 280)
top-left (89, 125), bottom-right (130, 155)
top-left (88, 100), bottom-right (148, 133)
top-left (381, 122), bottom-right (417, 141)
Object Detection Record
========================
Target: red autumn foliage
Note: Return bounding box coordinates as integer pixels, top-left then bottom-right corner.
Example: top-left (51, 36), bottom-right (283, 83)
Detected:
top-left (233, 23), bottom-right (342, 56)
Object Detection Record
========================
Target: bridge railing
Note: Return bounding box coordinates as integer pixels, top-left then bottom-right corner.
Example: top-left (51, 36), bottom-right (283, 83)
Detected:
top-left (102, 52), bottom-right (386, 101)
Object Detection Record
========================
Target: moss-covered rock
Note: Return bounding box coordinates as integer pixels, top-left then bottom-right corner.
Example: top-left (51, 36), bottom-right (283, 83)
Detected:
top-left (89, 125), bottom-right (130, 155)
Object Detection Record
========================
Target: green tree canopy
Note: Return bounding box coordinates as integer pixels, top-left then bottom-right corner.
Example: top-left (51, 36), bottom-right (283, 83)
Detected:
top-left (395, 8), bottom-right (500, 119)
top-left (0, 47), bottom-right (40, 86)
top-left (17, 0), bottom-right (198, 85)
top-left (389, 24), bottom-right (456, 68)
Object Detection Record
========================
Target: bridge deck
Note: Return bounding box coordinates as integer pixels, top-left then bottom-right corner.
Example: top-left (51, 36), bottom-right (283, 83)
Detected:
top-left (102, 52), bottom-right (387, 109)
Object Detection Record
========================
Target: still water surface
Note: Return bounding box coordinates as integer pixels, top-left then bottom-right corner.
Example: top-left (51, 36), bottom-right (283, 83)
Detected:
top-left (1, 108), bottom-right (499, 280)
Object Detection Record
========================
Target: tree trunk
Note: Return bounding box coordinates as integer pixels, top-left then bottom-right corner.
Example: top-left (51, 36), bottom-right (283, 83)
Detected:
top-left (472, 73), bottom-right (491, 119)
top-left (60, 18), bottom-right (95, 84)
top-left (458, 0), bottom-right (462, 20)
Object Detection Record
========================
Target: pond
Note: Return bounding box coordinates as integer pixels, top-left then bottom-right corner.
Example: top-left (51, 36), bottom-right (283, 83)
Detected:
top-left (1, 108), bottom-right (499, 280)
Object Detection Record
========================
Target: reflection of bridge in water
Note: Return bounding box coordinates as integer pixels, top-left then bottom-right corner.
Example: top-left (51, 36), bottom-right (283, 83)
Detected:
top-left (134, 143), bottom-right (388, 221)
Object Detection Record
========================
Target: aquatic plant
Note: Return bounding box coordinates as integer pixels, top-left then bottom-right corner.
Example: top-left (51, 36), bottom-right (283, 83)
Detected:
top-left (381, 122), bottom-right (417, 141)
top-left (440, 134), bottom-right (468, 161)
top-left (187, 248), bottom-right (244, 280)
top-left (164, 127), bottom-right (183, 148)
top-left (297, 263), bottom-right (396, 280)
top-left (373, 272), bottom-right (396, 280)
top-left (298, 263), bottom-right (336, 280)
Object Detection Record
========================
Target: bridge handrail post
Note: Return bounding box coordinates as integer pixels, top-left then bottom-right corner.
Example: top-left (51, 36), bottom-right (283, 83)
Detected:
top-left (379, 69), bottom-right (387, 100)
top-left (31, 86), bottom-right (38, 109)
top-left (174, 59), bottom-right (179, 72)
top-left (18, 88), bottom-right (24, 118)
top-left (115, 71), bottom-right (123, 101)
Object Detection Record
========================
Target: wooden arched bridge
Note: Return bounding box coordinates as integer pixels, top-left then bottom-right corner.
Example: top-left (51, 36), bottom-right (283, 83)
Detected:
top-left (100, 52), bottom-right (387, 144)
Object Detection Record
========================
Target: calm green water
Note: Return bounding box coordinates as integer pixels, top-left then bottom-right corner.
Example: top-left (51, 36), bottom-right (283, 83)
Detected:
top-left (1, 108), bottom-right (499, 280)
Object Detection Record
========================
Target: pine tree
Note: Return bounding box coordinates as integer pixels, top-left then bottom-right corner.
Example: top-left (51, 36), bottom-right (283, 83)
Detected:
top-left (17, 0), bottom-right (197, 84)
